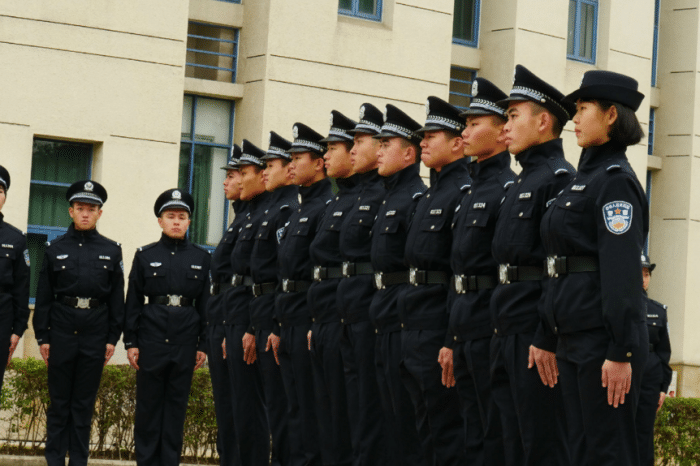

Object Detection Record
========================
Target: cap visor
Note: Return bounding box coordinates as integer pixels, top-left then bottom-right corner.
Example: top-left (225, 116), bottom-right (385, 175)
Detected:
top-left (348, 127), bottom-right (379, 136)
top-left (71, 196), bottom-right (103, 206)
top-left (495, 95), bottom-right (530, 109)
top-left (220, 164), bottom-right (239, 170)
top-left (319, 135), bottom-right (351, 143)
top-left (288, 146), bottom-right (324, 154)
top-left (459, 108), bottom-right (499, 118)
top-left (416, 124), bottom-right (452, 134)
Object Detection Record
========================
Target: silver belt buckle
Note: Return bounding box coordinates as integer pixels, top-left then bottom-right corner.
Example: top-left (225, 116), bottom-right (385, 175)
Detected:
top-left (454, 275), bottom-right (465, 294)
top-left (76, 297), bottom-right (90, 309)
top-left (547, 256), bottom-right (558, 278)
top-left (231, 275), bottom-right (240, 287)
top-left (409, 268), bottom-right (418, 286)
top-left (374, 272), bottom-right (384, 290)
top-left (168, 294), bottom-right (182, 307)
top-left (282, 278), bottom-right (290, 292)
top-left (342, 262), bottom-right (351, 278)
top-left (210, 284), bottom-right (215, 295)
top-left (313, 266), bottom-right (322, 282)
top-left (498, 264), bottom-right (510, 285)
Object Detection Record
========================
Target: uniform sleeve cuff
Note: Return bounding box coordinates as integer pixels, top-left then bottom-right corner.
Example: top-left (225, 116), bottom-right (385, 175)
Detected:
top-left (605, 345), bottom-right (634, 362)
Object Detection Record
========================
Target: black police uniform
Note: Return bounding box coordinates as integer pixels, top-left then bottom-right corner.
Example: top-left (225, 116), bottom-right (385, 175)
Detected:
top-left (34, 181), bottom-right (124, 466)
top-left (369, 104), bottom-right (429, 466)
top-left (541, 70), bottom-right (649, 466)
top-left (224, 141), bottom-right (272, 466)
top-left (124, 189), bottom-right (210, 466)
top-left (207, 147), bottom-right (246, 466)
top-left (308, 169), bottom-right (359, 466)
top-left (274, 123), bottom-right (332, 466)
top-left (249, 179), bottom-right (298, 466)
top-left (636, 292), bottom-right (672, 466)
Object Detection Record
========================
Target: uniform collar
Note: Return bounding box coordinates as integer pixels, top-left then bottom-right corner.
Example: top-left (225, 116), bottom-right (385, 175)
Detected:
top-left (384, 163), bottom-right (420, 190)
top-left (300, 178), bottom-right (331, 203)
top-left (269, 184), bottom-right (298, 205)
top-left (358, 168), bottom-right (381, 187)
top-left (68, 223), bottom-right (99, 240)
top-left (430, 157), bottom-right (469, 187)
top-left (577, 140), bottom-right (627, 174)
top-left (336, 173), bottom-right (361, 193)
top-left (232, 199), bottom-right (247, 215)
top-left (471, 150), bottom-right (511, 181)
top-left (514, 138), bottom-right (564, 171)
top-left (248, 190), bottom-right (272, 210)
top-left (160, 232), bottom-right (189, 250)
top-left (0, 212), bottom-right (4, 228)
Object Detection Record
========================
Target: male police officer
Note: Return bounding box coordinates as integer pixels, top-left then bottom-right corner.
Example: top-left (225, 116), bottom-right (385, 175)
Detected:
top-left (490, 65), bottom-right (575, 466)
top-left (224, 140), bottom-right (272, 466)
top-left (307, 111), bottom-right (358, 466)
top-left (269, 122), bottom-right (332, 466)
top-left (207, 145), bottom-right (246, 466)
top-left (334, 104), bottom-right (388, 466)
top-left (370, 104), bottom-right (428, 466)
top-left (34, 180), bottom-right (124, 466)
top-left (440, 78), bottom-right (513, 466)
top-left (248, 131), bottom-right (298, 465)
top-left (401, 96), bottom-right (470, 466)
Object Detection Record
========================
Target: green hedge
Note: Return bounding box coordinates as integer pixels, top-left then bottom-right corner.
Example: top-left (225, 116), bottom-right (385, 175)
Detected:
top-left (655, 396), bottom-right (700, 465)
top-left (0, 358), bottom-right (218, 463)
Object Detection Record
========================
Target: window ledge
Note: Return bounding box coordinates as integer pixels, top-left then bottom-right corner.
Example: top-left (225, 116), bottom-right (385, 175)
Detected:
top-left (183, 78), bottom-right (244, 100)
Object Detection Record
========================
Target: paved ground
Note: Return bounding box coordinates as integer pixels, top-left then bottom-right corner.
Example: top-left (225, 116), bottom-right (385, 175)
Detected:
top-left (0, 456), bottom-right (204, 466)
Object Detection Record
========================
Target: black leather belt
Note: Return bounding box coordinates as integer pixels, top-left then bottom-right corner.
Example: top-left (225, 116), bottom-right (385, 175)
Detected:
top-left (281, 279), bottom-right (312, 293)
top-left (451, 274), bottom-right (497, 294)
top-left (149, 295), bottom-right (193, 307)
top-left (252, 282), bottom-right (277, 297)
top-left (649, 343), bottom-right (655, 352)
top-left (60, 296), bottom-right (102, 309)
top-left (342, 261), bottom-right (374, 278)
top-left (313, 265), bottom-right (343, 281)
top-left (498, 264), bottom-right (543, 285)
top-left (373, 271), bottom-right (410, 290)
top-left (231, 274), bottom-right (254, 287)
top-left (409, 268), bottom-right (449, 286)
top-left (211, 281), bottom-right (234, 296)
top-left (545, 255), bottom-right (599, 278)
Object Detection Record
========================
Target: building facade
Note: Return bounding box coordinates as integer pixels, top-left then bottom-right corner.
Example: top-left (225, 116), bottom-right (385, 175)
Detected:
top-left (1, 0), bottom-right (697, 395)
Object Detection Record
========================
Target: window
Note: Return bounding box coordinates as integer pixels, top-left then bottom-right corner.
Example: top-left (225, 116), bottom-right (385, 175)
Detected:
top-left (186, 22), bottom-right (239, 83)
top-left (338, 0), bottom-right (382, 21)
top-left (449, 67), bottom-right (477, 112)
top-left (645, 170), bottom-right (652, 254)
top-left (180, 95), bottom-right (235, 249)
top-left (648, 108), bottom-right (655, 156)
top-left (652, 0), bottom-right (660, 86)
top-left (27, 139), bottom-right (93, 300)
top-left (567, 0), bottom-right (597, 63)
top-left (453, 0), bottom-right (480, 47)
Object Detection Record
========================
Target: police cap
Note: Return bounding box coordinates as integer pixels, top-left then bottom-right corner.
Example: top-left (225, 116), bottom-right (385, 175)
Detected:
top-left (459, 78), bottom-right (508, 120)
top-left (262, 131), bottom-right (292, 161)
top-left (220, 144), bottom-right (242, 170)
top-left (348, 103), bottom-right (383, 136)
top-left (320, 110), bottom-right (357, 143)
top-left (564, 70), bottom-right (645, 111)
top-left (239, 140), bottom-right (267, 169)
top-left (375, 104), bottom-right (422, 144)
top-left (66, 180), bottom-right (107, 206)
top-left (417, 96), bottom-right (466, 135)
top-left (641, 254), bottom-right (656, 273)
top-left (288, 123), bottom-right (327, 156)
top-left (154, 189), bottom-right (194, 217)
top-left (0, 165), bottom-right (10, 191)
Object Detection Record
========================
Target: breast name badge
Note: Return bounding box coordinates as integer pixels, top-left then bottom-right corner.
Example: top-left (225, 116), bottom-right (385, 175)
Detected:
top-left (603, 201), bottom-right (633, 235)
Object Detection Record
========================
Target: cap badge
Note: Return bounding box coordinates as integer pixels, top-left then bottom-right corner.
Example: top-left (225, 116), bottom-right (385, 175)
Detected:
top-left (293, 125), bottom-right (299, 139)
top-left (472, 80), bottom-right (479, 97)
top-left (383, 107), bottom-right (388, 122)
top-left (359, 105), bottom-right (366, 120)
top-left (329, 112), bottom-right (334, 126)
top-left (84, 181), bottom-right (94, 192)
top-left (425, 99), bottom-right (431, 115)
top-left (173, 190), bottom-right (182, 200)
top-left (269, 133), bottom-right (273, 146)
top-left (513, 67), bottom-right (517, 84)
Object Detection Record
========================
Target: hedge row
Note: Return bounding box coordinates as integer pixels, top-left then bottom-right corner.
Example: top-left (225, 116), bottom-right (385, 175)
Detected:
top-left (0, 358), bottom-right (218, 463)
top-left (0, 358), bottom-right (699, 464)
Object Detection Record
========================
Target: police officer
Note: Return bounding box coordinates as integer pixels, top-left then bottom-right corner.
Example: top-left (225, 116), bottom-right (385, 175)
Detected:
top-left (307, 111), bottom-right (357, 466)
top-left (207, 145), bottom-right (245, 466)
top-left (0, 166), bottom-right (30, 388)
top-left (636, 254), bottom-right (672, 466)
top-left (223, 140), bottom-right (271, 466)
top-left (401, 96), bottom-right (470, 466)
top-left (490, 65), bottom-right (574, 466)
top-left (440, 78), bottom-right (513, 466)
top-left (540, 70), bottom-right (648, 466)
top-left (247, 131), bottom-right (298, 465)
top-left (331, 104), bottom-right (388, 466)
top-left (124, 189), bottom-right (210, 466)
top-left (34, 180), bottom-right (124, 466)
top-left (269, 122), bottom-right (331, 466)
top-left (370, 104), bottom-right (428, 466)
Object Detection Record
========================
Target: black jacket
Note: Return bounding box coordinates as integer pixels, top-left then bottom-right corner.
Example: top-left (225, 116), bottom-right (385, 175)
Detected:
top-left (0, 213), bottom-right (30, 338)
top-left (645, 294), bottom-right (673, 392)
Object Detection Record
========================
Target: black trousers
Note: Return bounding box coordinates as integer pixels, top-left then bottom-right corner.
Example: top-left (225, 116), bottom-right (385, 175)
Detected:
top-left (206, 323), bottom-right (241, 466)
top-left (256, 327), bottom-right (290, 466)
top-left (45, 328), bottom-right (106, 466)
top-left (375, 330), bottom-right (430, 466)
top-left (558, 324), bottom-right (648, 466)
top-left (489, 332), bottom-right (570, 466)
top-left (278, 324), bottom-right (321, 466)
top-left (310, 321), bottom-right (353, 466)
top-left (400, 329), bottom-right (466, 466)
top-left (134, 341), bottom-right (197, 466)
top-left (0, 319), bottom-right (13, 392)
top-left (453, 337), bottom-right (505, 466)
top-left (635, 352), bottom-right (663, 466)
top-left (224, 324), bottom-right (270, 466)
top-left (340, 320), bottom-right (387, 466)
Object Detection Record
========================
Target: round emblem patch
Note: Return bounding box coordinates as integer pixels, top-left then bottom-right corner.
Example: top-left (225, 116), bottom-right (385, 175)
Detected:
top-left (293, 125), bottom-right (299, 139)
top-left (602, 201), bottom-right (633, 235)
top-left (359, 105), bottom-right (365, 120)
top-left (173, 190), bottom-right (182, 200)
top-left (472, 80), bottom-right (479, 97)
top-left (84, 181), bottom-right (94, 192)
top-left (329, 112), bottom-right (334, 126)
top-left (425, 99), bottom-right (430, 115)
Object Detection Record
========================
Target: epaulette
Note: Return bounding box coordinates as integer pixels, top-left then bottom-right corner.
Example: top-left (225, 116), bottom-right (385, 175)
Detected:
top-left (606, 161), bottom-right (637, 177)
top-left (280, 204), bottom-right (290, 210)
top-left (137, 241), bottom-right (158, 253)
top-left (547, 157), bottom-right (574, 176)
top-left (326, 199), bottom-right (332, 205)
top-left (460, 183), bottom-right (472, 192)
top-left (606, 164), bottom-right (621, 171)
top-left (193, 243), bottom-right (212, 254)
top-left (46, 234), bottom-right (68, 247)
top-left (413, 192), bottom-right (424, 200)
top-left (496, 170), bottom-right (517, 191)
top-left (650, 298), bottom-right (667, 310)
top-left (101, 235), bottom-right (122, 248)
top-left (3, 222), bottom-right (24, 237)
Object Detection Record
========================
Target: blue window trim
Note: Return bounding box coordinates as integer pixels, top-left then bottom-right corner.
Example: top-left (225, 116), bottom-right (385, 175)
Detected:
top-left (652, 0), bottom-right (660, 86)
top-left (186, 22), bottom-right (239, 83)
top-left (216, 0), bottom-right (240, 3)
top-left (644, 170), bottom-right (652, 255)
top-left (338, 0), bottom-right (382, 22)
top-left (567, 0), bottom-right (598, 64)
top-left (181, 94), bottom-right (235, 243)
top-left (452, 0), bottom-right (481, 48)
top-left (648, 108), bottom-right (655, 156)
top-left (449, 66), bottom-right (477, 113)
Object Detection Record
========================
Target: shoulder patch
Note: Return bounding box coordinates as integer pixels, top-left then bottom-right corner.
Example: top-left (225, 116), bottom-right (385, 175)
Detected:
top-left (602, 201), bottom-right (633, 235)
top-left (24, 249), bottom-right (30, 267)
top-left (276, 227), bottom-right (285, 244)
top-left (546, 198), bottom-right (556, 208)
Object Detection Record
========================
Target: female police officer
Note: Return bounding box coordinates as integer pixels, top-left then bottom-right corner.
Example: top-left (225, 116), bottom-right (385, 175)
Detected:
top-left (124, 189), bottom-right (210, 466)
top-left (537, 70), bottom-right (649, 466)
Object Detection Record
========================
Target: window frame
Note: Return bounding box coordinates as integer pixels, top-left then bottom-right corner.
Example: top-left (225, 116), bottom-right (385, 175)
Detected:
top-left (449, 66), bottom-right (477, 113)
top-left (180, 94), bottom-right (236, 252)
top-left (567, 0), bottom-right (598, 64)
top-left (452, 0), bottom-right (481, 48)
top-left (652, 0), bottom-right (660, 86)
top-left (338, 0), bottom-right (383, 22)
top-left (186, 21), bottom-right (240, 83)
